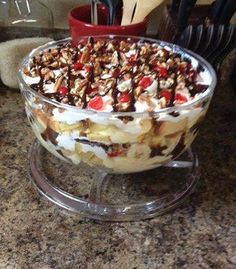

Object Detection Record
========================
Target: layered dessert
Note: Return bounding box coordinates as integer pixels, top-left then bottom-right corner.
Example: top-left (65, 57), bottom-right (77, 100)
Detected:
top-left (20, 37), bottom-right (213, 173)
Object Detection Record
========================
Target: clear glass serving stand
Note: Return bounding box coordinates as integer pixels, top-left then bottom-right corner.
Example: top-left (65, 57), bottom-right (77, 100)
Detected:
top-left (29, 140), bottom-right (200, 221)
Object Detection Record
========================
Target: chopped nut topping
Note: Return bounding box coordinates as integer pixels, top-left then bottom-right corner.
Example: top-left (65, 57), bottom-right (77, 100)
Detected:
top-left (24, 38), bottom-right (208, 112)
top-left (80, 47), bottom-right (90, 64)
top-left (53, 75), bottom-right (64, 92)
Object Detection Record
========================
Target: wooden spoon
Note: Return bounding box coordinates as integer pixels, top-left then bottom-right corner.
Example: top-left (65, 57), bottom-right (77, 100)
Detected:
top-left (121, 0), bottom-right (137, 26)
top-left (132, 0), bottom-right (164, 24)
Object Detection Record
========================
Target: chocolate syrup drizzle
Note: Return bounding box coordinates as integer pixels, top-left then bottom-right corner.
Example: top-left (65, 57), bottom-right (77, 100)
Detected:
top-left (75, 138), bottom-right (129, 153)
top-left (112, 77), bottom-right (119, 112)
top-left (169, 76), bottom-right (177, 107)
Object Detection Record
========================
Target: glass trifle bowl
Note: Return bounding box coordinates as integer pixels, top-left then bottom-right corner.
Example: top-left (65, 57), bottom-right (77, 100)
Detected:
top-left (18, 36), bottom-right (216, 221)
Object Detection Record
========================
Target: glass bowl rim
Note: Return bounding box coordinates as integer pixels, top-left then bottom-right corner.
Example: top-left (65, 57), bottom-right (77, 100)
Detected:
top-left (17, 35), bottom-right (217, 117)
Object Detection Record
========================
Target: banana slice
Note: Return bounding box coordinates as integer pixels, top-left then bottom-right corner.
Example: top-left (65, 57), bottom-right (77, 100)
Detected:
top-left (89, 123), bottom-right (139, 144)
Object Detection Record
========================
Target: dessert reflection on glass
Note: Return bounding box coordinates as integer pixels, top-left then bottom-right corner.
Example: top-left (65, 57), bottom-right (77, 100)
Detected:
top-left (19, 36), bottom-right (215, 174)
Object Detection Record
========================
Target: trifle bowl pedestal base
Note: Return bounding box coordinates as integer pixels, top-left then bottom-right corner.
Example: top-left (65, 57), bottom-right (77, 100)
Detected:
top-left (29, 140), bottom-right (200, 221)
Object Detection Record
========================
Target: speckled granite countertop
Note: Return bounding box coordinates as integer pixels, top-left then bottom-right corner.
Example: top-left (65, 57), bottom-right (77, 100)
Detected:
top-left (0, 30), bottom-right (236, 268)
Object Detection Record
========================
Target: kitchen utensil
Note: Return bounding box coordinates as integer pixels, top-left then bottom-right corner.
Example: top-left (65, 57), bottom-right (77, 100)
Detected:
top-left (170, 0), bottom-right (181, 12)
top-left (112, 0), bottom-right (122, 25)
top-left (198, 24), bottom-right (215, 56)
top-left (132, 0), bottom-right (164, 24)
top-left (91, 0), bottom-right (98, 25)
top-left (188, 25), bottom-right (197, 50)
top-left (191, 24), bottom-right (204, 52)
top-left (212, 25), bottom-right (235, 66)
top-left (121, 0), bottom-right (137, 25)
top-left (195, 26), bottom-right (207, 54)
top-left (218, 0), bottom-right (236, 25)
top-left (205, 25), bottom-right (225, 60)
top-left (176, 25), bottom-right (194, 49)
top-left (177, 0), bottom-right (197, 31)
top-left (202, 24), bottom-right (220, 58)
top-left (100, 0), bottom-right (121, 25)
top-left (14, 0), bottom-right (31, 17)
top-left (210, 0), bottom-right (226, 23)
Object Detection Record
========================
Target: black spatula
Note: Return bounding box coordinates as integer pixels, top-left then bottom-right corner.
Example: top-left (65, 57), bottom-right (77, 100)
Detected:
top-left (100, 0), bottom-right (122, 25)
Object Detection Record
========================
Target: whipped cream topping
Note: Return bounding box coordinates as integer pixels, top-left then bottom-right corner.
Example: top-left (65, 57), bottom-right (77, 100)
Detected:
top-left (23, 37), bottom-right (210, 113)
top-left (56, 131), bottom-right (80, 151)
top-left (80, 143), bottom-right (107, 160)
